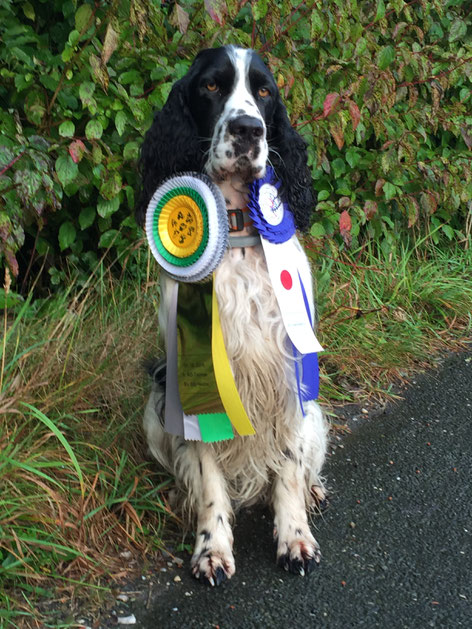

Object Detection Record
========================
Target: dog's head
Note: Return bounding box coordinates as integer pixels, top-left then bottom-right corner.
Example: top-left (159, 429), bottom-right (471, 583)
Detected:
top-left (136, 46), bottom-right (315, 231)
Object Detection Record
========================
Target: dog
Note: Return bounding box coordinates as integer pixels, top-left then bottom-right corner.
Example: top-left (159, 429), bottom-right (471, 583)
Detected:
top-left (135, 46), bottom-right (328, 585)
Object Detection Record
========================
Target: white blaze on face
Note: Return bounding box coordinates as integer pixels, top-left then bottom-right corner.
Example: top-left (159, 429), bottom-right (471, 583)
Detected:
top-left (208, 47), bottom-right (268, 181)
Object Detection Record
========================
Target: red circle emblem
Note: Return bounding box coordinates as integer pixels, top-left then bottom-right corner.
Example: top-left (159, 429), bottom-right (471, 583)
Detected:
top-left (280, 270), bottom-right (293, 290)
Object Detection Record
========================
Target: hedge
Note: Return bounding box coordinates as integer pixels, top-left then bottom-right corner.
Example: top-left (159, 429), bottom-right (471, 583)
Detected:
top-left (0, 0), bottom-right (471, 288)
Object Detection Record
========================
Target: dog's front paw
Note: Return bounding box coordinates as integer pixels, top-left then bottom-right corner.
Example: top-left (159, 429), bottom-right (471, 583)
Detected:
top-left (191, 547), bottom-right (235, 586)
top-left (276, 530), bottom-right (321, 576)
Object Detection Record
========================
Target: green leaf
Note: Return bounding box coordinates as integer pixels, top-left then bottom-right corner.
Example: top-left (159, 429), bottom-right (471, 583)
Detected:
top-left (97, 194), bottom-right (120, 218)
top-left (310, 222), bottom-right (326, 237)
top-left (59, 121), bottom-right (75, 138)
top-left (375, 0), bottom-right (385, 20)
top-left (119, 70), bottom-right (142, 85)
top-left (331, 158), bottom-right (346, 179)
top-left (345, 147), bottom-right (362, 168)
top-left (55, 154), bottom-right (78, 186)
top-left (253, 0), bottom-right (268, 20)
top-left (75, 4), bottom-right (93, 32)
top-left (85, 119), bottom-right (103, 140)
top-left (441, 224), bottom-right (454, 240)
top-left (449, 19), bottom-right (467, 43)
top-left (99, 229), bottom-right (119, 248)
top-left (317, 190), bottom-right (330, 201)
top-left (123, 141), bottom-right (139, 161)
top-left (58, 221), bottom-right (76, 250)
top-left (115, 111), bottom-right (127, 136)
top-left (383, 182), bottom-right (397, 201)
top-left (100, 172), bottom-right (122, 200)
top-left (22, 1), bottom-right (35, 20)
top-left (79, 81), bottom-right (96, 108)
top-left (21, 403), bottom-right (84, 497)
top-left (378, 46), bottom-right (395, 70)
top-left (79, 206), bottom-right (96, 230)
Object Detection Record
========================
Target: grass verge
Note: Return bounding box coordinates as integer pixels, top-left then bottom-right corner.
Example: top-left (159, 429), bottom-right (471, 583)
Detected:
top-left (1, 238), bottom-right (471, 626)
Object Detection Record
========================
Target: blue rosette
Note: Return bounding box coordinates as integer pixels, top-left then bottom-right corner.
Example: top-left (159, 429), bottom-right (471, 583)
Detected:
top-left (247, 166), bottom-right (296, 243)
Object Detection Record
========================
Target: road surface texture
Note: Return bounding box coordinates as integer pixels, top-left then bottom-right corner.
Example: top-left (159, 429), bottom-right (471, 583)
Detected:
top-left (110, 349), bottom-right (472, 628)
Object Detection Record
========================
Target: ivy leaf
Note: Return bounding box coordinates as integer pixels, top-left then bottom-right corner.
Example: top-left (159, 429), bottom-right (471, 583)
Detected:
top-left (378, 46), bottom-right (395, 70)
top-left (58, 221), bottom-right (76, 251)
top-left (85, 120), bottom-right (103, 140)
top-left (55, 154), bottom-right (78, 186)
top-left (75, 4), bottom-right (93, 32)
top-left (59, 121), bottom-right (75, 138)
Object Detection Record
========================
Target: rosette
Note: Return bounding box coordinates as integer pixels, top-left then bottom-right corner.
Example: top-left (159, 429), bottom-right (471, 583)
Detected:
top-left (247, 166), bottom-right (296, 243)
top-left (145, 172), bottom-right (228, 282)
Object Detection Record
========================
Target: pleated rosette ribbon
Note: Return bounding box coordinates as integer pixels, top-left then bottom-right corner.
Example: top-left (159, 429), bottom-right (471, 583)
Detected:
top-left (248, 166), bottom-right (324, 411)
top-left (144, 172), bottom-right (228, 283)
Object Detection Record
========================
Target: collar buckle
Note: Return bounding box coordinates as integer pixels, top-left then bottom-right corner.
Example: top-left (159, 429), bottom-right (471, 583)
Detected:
top-left (227, 209), bottom-right (245, 232)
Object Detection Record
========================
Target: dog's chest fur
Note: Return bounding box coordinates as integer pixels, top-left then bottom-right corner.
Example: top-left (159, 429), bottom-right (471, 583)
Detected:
top-left (211, 178), bottom-right (299, 503)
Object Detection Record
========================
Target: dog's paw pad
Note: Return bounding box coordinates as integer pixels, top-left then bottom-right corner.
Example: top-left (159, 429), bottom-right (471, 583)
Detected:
top-left (191, 550), bottom-right (235, 586)
top-left (277, 538), bottom-right (321, 576)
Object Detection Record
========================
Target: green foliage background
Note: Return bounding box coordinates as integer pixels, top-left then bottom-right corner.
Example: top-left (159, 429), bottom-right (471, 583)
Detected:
top-left (0, 0), bottom-right (471, 288)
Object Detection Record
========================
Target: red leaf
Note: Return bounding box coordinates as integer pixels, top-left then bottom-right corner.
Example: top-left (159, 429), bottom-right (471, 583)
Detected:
top-left (348, 100), bottom-right (361, 130)
top-left (363, 200), bottom-right (378, 220)
top-left (69, 140), bottom-right (86, 164)
top-left (204, 0), bottom-right (227, 25)
top-left (330, 119), bottom-right (344, 150)
top-left (339, 210), bottom-right (352, 233)
top-left (323, 92), bottom-right (340, 118)
top-left (339, 210), bottom-right (352, 247)
top-left (3, 248), bottom-right (19, 277)
top-left (375, 178), bottom-right (385, 197)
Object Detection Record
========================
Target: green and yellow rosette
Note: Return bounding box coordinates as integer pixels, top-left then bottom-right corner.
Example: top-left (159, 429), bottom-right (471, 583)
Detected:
top-left (145, 173), bottom-right (228, 282)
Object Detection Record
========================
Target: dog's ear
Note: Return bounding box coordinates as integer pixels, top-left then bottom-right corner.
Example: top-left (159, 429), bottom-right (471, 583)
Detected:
top-left (269, 95), bottom-right (316, 233)
top-left (135, 76), bottom-right (203, 226)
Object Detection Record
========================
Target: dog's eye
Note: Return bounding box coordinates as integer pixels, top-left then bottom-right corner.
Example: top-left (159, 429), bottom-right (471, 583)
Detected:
top-left (258, 87), bottom-right (270, 98)
top-left (206, 82), bottom-right (218, 92)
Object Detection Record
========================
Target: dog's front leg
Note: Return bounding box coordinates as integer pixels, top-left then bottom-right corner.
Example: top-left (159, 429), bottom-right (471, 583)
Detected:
top-left (272, 452), bottom-right (321, 576)
top-left (182, 443), bottom-right (235, 586)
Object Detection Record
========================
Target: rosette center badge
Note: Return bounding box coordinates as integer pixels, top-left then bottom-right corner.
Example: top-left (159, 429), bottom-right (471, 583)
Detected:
top-left (259, 183), bottom-right (284, 226)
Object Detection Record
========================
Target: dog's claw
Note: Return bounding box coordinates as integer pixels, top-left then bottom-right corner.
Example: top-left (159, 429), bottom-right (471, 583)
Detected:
top-left (277, 538), bottom-right (321, 576)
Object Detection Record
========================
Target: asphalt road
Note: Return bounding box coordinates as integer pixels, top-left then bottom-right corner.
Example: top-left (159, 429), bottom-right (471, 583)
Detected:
top-left (122, 350), bottom-right (472, 629)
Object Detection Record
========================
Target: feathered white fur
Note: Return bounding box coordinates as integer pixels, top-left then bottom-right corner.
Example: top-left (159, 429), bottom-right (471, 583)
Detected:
top-left (143, 236), bottom-right (328, 584)
top-left (142, 46), bottom-right (329, 586)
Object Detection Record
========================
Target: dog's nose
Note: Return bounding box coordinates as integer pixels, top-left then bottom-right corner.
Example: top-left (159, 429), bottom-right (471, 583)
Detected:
top-left (228, 115), bottom-right (264, 140)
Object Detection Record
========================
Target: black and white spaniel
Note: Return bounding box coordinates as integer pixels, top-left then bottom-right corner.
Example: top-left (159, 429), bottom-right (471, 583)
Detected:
top-left (136, 46), bottom-right (328, 585)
